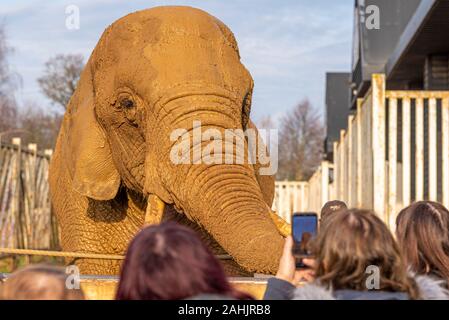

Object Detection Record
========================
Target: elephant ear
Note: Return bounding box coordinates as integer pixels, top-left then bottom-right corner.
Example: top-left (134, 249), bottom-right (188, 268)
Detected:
top-left (63, 59), bottom-right (120, 201)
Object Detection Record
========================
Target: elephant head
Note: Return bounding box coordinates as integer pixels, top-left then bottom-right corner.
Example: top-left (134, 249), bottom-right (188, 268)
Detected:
top-left (61, 6), bottom-right (285, 273)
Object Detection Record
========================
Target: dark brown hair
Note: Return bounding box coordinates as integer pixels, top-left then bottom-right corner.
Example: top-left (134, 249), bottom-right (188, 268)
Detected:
top-left (312, 209), bottom-right (420, 299)
top-left (116, 222), bottom-right (253, 300)
top-left (320, 200), bottom-right (347, 222)
top-left (396, 201), bottom-right (449, 282)
top-left (0, 264), bottom-right (85, 300)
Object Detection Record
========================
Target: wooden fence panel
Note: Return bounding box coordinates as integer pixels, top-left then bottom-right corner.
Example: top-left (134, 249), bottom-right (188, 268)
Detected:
top-left (372, 74), bottom-right (387, 221)
top-left (273, 181), bottom-right (310, 223)
top-left (0, 139), bottom-right (56, 250)
top-left (356, 99), bottom-right (363, 207)
top-left (295, 74), bottom-right (449, 229)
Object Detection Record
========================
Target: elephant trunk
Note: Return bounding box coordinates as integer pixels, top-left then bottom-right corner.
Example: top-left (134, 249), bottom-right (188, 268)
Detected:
top-left (146, 93), bottom-right (284, 273)
top-left (183, 162), bottom-right (284, 273)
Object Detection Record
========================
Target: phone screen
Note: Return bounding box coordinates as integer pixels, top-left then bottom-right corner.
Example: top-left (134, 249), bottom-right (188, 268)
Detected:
top-left (292, 213), bottom-right (317, 265)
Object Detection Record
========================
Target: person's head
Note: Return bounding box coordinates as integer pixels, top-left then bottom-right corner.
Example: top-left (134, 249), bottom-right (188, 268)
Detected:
top-left (396, 201), bottom-right (449, 281)
top-left (0, 264), bottom-right (85, 300)
top-left (311, 209), bottom-right (419, 298)
top-left (320, 200), bottom-right (347, 223)
top-left (116, 222), bottom-right (253, 300)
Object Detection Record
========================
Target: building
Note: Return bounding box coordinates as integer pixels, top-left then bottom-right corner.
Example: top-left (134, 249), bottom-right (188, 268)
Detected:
top-left (324, 72), bottom-right (351, 160)
top-left (351, 0), bottom-right (449, 106)
top-left (311, 0), bottom-right (449, 219)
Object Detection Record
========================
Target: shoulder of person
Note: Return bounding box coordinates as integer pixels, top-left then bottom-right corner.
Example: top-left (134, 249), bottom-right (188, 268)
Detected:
top-left (292, 283), bottom-right (408, 300)
top-left (292, 275), bottom-right (449, 300)
top-left (263, 277), bottom-right (297, 300)
top-left (291, 283), bottom-right (335, 300)
top-left (414, 273), bottom-right (449, 300)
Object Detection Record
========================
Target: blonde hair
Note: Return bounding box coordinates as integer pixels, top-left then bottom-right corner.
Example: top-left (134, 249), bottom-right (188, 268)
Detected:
top-left (0, 264), bottom-right (84, 300)
top-left (312, 209), bottom-right (420, 299)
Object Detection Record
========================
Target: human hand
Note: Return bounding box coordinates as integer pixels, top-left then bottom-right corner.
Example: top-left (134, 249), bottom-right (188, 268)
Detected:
top-left (293, 258), bottom-right (316, 285)
top-left (275, 237), bottom-right (316, 286)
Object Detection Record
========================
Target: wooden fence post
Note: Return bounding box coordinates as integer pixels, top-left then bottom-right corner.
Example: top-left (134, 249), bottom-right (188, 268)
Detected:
top-left (333, 141), bottom-right (339, 202)
top-left (388, 98), bottom-right (398, 229)
top-left (415, 98), bottom-right (424, 201)
top-left (27, 143), bottom-right (38, 248)
top-left (402, 97), bottom-right (411, 208)
top-left (339, 130), bottom-right (346, 202)
top-left (11, 138), bottom-right (22, 248)
top-left (428, 98), bottom-right (437, 201)
top-left (443, 97), bottom-right (449, 208)
top-left (300, 183), bottom-right (306, 212)
top-left (321, 161), bottom-right (329, 208)
top-left (347, 116), bottom-right (353, 207)
top-left (372, 74), bottom-right (387, 221)
top-left (356, 98), bottom-right (363, 207)
top-left (11, 138), bottom-right (27, 267)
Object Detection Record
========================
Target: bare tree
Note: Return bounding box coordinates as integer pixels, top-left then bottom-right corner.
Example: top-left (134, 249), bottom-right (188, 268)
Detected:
top-left (277, 99), bottom-right (324, 181)
top-left (256, 115), bottom-right (275, 130)
top-left (0, 23), bottom-right (20, 137)
top-left (0, 25), bottom-right (62, 149)
top-left (37, 54), bottom-right (84, 111)
top-left (18, 102), bottom-right (62, 149)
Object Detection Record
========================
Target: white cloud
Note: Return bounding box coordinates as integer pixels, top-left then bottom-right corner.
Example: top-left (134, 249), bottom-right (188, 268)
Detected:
top-left (2, 0), bottom-right (353, 120)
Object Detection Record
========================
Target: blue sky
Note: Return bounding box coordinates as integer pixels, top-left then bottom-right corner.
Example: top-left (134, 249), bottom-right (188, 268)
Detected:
top-left (0, 0), bottom-right (353, 123)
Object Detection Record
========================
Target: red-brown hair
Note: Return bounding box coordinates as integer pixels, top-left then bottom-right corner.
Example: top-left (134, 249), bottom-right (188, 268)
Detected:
top-left (116, 222), bottom-right (253, 300)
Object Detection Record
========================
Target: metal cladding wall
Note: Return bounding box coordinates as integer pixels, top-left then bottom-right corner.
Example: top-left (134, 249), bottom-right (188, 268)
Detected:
top-left (351, 0), bottom-right (422, 105)
top-left (388, 0), bottom-right (449, 89)
top-left (325, 72), bottom-right (351, 156)
top-left (359, 0), bottom-right (421, 78)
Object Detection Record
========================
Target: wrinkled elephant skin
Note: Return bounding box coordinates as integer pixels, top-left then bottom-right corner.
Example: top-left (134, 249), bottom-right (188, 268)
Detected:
top-left (49, 6), bottom-right (284, 275)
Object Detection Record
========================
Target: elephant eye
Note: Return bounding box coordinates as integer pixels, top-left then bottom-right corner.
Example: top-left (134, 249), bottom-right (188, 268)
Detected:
top-left (120, 98), bottom-right (135, 109)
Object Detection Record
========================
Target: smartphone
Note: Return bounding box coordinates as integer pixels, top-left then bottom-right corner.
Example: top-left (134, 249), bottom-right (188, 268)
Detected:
top-left (292, 212), bottom-right (318, 268)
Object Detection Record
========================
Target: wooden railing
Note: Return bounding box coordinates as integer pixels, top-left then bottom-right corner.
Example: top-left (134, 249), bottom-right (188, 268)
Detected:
top-left (0, 138), bottom-right (57, 250)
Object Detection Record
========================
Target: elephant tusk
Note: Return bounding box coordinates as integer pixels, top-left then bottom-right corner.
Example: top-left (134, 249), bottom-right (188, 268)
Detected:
top-left (144, 194), bottom-right (166, 226)
top-left (269, 211), bottom-right (291, 237)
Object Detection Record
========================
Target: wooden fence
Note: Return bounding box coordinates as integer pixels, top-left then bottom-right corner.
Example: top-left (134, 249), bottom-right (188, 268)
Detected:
top-left (272, 162), bottom-right (334, 221)
top-left (272, 181), bottom-right (308, 223)
top-left (305, 161), bottom-right (335, 214)
top-left (331, 74), bottom-right (449, 228)
top-left (273, 74), bottom-right (449, 228)
top-left (274, 74), bottom-right (449, 229)
top-left (0, 138), bottom-right (57, 250)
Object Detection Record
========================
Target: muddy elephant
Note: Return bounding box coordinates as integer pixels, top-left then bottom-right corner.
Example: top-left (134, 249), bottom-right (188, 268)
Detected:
top-left (49, 6), bottom-right (287, 275)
